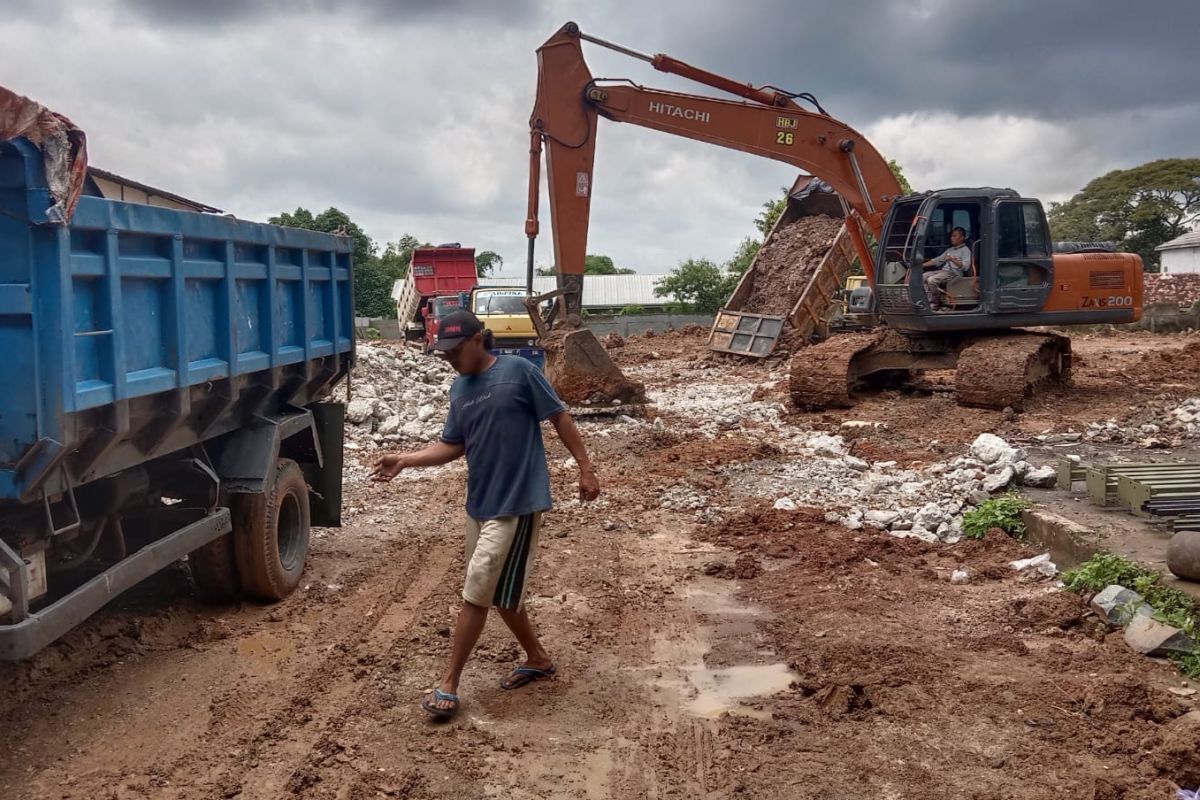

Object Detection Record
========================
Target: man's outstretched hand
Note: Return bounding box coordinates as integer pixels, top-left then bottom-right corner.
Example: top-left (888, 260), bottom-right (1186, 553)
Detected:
top-left (579, 466), bottom-right (601, 503)
top-left (371, 453), bottom-right (407, 482)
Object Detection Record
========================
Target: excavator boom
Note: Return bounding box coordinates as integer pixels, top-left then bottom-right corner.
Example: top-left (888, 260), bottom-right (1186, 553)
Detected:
top-left (526, 21), bottom-right (903, 297)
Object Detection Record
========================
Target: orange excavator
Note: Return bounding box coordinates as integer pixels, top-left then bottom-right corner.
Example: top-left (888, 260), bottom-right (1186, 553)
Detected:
top-left (524, 22), bottom-right (1144, 410)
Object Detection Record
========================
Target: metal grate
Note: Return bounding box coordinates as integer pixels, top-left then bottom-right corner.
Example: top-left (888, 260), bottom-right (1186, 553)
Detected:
top-left (1088, 270), bottom-right (1124, 289)
top-left (707, 310), bottom-right (785, 357)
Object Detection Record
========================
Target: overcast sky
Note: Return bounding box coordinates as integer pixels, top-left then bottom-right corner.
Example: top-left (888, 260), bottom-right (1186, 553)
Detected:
top-left (4, 0), bottom-right (1198, 276)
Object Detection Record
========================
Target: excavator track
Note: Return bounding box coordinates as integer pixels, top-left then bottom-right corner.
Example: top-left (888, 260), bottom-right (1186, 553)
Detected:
top-left (788, 331), bottom-right (888, 410)
top-left (954, 331), bottom-right (1071, 410)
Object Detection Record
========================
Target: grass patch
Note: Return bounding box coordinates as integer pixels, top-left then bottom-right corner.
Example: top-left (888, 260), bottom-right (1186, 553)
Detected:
top-left (962, 494), bottom-right (1032, 539)
top-left (1063, 552), bottom-right (1200, 678)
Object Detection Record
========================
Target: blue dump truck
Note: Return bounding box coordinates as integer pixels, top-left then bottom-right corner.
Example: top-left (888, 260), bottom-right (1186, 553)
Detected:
top-left (0, 101), bottom-right (354, 659)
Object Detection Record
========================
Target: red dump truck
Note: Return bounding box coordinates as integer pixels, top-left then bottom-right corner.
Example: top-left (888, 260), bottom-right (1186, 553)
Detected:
top-left (392, 244), bottom-right (479, 343)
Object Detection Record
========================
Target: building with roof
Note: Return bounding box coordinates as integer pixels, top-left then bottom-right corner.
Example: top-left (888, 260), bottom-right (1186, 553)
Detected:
top-left (396, 273), bottom-right (677, 312)
top-left (1156, 229), bottom-right (1200, 274)
top-left (85, 167), bottom-right (221, 213)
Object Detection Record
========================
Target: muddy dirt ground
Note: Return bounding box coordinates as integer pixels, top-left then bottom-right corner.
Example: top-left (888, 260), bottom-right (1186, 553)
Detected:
top-left (2, 330), bottom-right (1199, 799)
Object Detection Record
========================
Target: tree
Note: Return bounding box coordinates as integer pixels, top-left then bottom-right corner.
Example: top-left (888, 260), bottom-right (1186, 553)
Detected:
top-left (888, 159), bottom-right (913, 195)
top-left (475, 250), bottom-right (503, 277)
top-left (1048, 158), bottom-right (1200, 271)
top-left (726, 236), bottom-right (760, 277)
top-left (533, 253), bottom-right (636, 276)
top-left (378, 234), bottom-right (425, 282)
top-left (755, 188), bottom-right (789, 236)
top-left (654, 258), bottom-right (737, 313)
top-left (269, 206), bottom-right (394, 318)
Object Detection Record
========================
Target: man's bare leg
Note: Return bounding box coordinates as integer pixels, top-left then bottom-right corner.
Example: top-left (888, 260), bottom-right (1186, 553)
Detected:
top-left (433, 601), bottom-right (489, 710)
top-left (496, 606), bottom-right (553, 670)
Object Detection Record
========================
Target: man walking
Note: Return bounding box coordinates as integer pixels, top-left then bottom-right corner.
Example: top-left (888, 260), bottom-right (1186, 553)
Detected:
top-left (371, 309), bottom-right (599, 720)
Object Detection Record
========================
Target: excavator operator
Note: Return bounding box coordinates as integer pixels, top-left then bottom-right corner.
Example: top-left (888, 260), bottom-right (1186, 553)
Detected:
top-left (922, 226), bottom-right (972, 311)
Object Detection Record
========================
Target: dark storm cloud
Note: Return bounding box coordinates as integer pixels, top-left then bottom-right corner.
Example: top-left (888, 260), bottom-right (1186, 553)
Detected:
top-left (111, 0), bottom-right (544, 28)
top-left (629, 0), bottom-right (1200, 122)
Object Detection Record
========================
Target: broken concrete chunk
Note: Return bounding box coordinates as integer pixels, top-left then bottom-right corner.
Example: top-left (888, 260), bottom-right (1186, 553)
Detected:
top-left (1090, 584), bottom-right (1154, 627)
top-left (843, 456), bottom-right (870, 471)
top-left (982, 466), bottom-right (1015, 493)
top-left (345, 397), bottom-right (377, 425)
top-left (773, 497), bottom-right (798, 511)
top-left (1123, 614), bottom-right (1197, 656)
top-left (863, 509), bottom-right (900, 529)
top-left (1009, 552), bottom-right (1057, 577)
top-left (1020, 465), bottom-right (1058, 488)
top-left (950, 569), bottom-right (970, 585)
top-left (970, 433), bottom-right (1020, 466)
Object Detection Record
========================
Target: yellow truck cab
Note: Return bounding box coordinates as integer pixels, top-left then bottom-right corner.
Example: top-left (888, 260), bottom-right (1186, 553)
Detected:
top-left (469, 287), bottom-right (546, 369)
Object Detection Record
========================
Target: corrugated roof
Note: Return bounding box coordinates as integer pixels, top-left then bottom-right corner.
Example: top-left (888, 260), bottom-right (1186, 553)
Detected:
top-left (1157, 229), bottom-right (1200, 251)
top-left (87, 166), bottom-right (222, 213)
top-left (393, 274), bottom-right (676, 307)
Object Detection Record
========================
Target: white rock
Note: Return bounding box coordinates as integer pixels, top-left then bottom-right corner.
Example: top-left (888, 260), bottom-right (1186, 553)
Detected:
top-left (377, 415), bottom-right (402, 436)
top-left (861, 509), bottom-right (896, 529)
top-left (417, 404), bottom-right (437, 422)
top-left (970, 433), bottom-right (1021, 466)
top-left (773, 497), bottom-right (798, 511)
top-left (346, 398), bottom-right (377, 425)
top-left (1020, 465), bottom-right (1057, 488)
top-left (806, 434), bottom-right (848, 458)
top-left (950, 569), bottom-right (970, 585)
top-left (982, 466), bottom-right (1015, 493)
top-left (843, 456), bottom-right (870, 471)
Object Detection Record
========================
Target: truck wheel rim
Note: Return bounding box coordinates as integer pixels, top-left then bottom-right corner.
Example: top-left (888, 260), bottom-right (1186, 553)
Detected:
top-left (277, 492), bottom-right (304, 571)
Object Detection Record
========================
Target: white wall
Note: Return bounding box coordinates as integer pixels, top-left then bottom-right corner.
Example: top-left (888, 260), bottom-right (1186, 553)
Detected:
top-left (1161, 247), bottom-right (1200, 274)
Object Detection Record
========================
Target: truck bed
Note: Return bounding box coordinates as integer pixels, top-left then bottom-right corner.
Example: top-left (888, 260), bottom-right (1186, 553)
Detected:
top-left (0, 137), bottom-right (354, 504)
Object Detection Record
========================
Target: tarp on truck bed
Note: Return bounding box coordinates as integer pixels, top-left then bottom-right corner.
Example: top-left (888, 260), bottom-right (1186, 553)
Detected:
top-left (0, 85), bottom-right (88, 223)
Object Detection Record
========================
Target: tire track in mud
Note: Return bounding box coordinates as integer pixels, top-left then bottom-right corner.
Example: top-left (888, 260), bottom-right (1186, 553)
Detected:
top-left (186, 534), bottom-right (460, 799)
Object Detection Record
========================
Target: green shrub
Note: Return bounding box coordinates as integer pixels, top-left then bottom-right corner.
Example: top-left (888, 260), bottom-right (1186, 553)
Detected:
top-left (362, 326), bottom-right (382, 341)
top-left (620, 305), bottom-right (646, 316)
top-left (962, 494), bottom-right (1032, 539)
top-left (1063, 552), bottom-right (1200, 677)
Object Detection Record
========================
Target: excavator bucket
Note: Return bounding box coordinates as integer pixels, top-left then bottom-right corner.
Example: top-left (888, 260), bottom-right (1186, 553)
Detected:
top-left (524, 287), bottom-right (646, 407)
top-left (542, 327), bottom-right (646, 407)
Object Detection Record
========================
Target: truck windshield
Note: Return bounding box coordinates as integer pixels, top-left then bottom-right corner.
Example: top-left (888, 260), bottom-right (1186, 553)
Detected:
top-left (431, 297), bottom-right (460, 316)
top-left (474, 295), bottom-right (528, 314)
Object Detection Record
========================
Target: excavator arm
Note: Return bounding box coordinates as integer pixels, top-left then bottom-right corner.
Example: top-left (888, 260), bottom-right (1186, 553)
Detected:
top-left (525, 21), bottom-right (904, 310)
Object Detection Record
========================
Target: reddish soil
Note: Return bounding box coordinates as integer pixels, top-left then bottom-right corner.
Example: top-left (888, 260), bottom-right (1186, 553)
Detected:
top-left (743, 214), bottom-right (843, 315)
top-left (1, 329), bottom-right (1198, 799)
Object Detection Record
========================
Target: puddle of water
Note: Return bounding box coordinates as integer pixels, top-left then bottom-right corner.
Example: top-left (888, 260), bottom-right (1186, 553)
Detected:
top-left (687, 586), bottom-right (768, 618)
top-left (684, 663), bottom-right (797, 719)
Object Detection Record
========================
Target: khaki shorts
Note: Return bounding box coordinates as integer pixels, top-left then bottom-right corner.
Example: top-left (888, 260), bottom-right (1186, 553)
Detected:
top-left (463, 513), bottom-right (542, 609)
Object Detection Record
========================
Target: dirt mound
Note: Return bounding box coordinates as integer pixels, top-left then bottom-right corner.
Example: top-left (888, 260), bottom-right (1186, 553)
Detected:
top-left (743, 215), bottom-right (843, 315)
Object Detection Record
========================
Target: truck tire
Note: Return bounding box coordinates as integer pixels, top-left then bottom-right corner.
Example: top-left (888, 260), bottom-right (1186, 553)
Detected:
top-left (232, 458), bottom-right (311, 601)
top-left (190, 534), bottom-right (241, 603)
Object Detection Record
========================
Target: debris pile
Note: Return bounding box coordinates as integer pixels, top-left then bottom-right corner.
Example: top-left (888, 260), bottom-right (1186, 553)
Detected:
top-left (742, 215), bottom-right (842, 315)
top-left (336, 341), bottom-right (454, 449)
top-left (1083, 396), bottom-right (1200, 447)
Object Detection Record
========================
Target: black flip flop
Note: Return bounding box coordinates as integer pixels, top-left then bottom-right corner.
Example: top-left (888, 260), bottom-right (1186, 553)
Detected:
top-left (421, 688), bottom-right (460, 720)
top-left (501, 664), bottom-right (557, 690)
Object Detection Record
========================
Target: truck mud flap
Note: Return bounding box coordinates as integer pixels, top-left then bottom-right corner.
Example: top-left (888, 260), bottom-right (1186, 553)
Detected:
top-left (708, 310), bottom-right (786, 357)
top-left (307, 402), bottom-right (345, 528)
top-left (0, 508), bottom-right (231, 661)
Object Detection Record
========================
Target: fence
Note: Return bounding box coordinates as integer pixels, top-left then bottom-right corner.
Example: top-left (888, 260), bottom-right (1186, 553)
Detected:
top-left (355, 313), bottom-right (715, 340)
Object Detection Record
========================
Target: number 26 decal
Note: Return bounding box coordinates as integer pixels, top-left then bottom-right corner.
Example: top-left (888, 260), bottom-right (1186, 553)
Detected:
top-left (776, 132), bottom-right (794, 146)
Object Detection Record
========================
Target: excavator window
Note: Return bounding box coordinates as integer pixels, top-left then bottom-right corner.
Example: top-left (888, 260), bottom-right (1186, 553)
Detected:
top-left (996, 202), bottom-right (1052, 287)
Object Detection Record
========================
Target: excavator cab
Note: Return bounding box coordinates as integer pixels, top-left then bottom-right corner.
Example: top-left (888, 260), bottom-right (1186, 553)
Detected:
top-left (873, 189), bottom-right (1056, 332)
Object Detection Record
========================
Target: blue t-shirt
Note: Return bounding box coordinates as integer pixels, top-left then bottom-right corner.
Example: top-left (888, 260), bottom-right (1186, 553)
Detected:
top-left (440, 356), bottom-right (567, 520)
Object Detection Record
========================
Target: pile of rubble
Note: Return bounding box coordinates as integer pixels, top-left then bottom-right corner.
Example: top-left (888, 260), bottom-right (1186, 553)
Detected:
top-left (718, 432), bottom-right (1055, 542)
top-left (336, 341), bottom-right (454, 450)
top-left (1082, 396), bottom-right (1200, 448)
